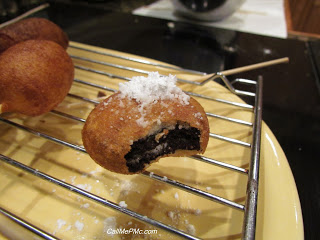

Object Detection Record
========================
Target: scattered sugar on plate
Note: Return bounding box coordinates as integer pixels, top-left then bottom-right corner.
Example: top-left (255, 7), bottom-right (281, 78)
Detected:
top-left (70, 176), bottom-right (76, 184)
top-left (167, 211), bottom-right (175, 220)
top-left (65, 225), bottom-right (72, 231)
top-left (74, 220), bottom-right (84, 232)
top-left (119, 200), bottom-right (128, 208)
top-left (194, 209), bottom-right (202, 215)
top-left (76, 183), bottom-right (92, 192)
top-left (56, 219), bottom-right (67, 230)
top-left (119, 179), bottom-right (133, 196)
top-left (174, 192), bottom-right (179, 200)
top-left (104, 217), bottom-right (117, 235)
top-left (120, 179), bottom-right (133, 190)
top-left (186, 223), bottom-right (196, 235)
top-left (80, 203), bottom-right (90, 209)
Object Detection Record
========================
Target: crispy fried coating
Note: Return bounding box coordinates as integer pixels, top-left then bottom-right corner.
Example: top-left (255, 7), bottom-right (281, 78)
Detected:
top-left (0, 40), bottom-right (74, 116)
top-left (82, 93), bottom-right (209, 174)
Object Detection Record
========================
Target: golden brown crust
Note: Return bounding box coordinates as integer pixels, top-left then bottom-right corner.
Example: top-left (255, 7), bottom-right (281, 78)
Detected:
top-left (82, 92), bottom-right (209, 174)
top-left (0, 17), bottom-right (69, 53)
top-left (0, 40), bottom-right (74, 116)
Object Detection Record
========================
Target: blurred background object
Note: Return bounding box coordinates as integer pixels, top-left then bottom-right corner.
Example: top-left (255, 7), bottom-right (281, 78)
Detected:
top-left (285, 0), bottom-right (320, 39)
top-left (133, 0), bottom-right (288, 39)
top-left (171, 0), bottom-right (246, 21)
top-left (0, 0), bottom-right (46, 23)
top-left (0, 0), bottom-right (19, 20)
top-left (1, 0), bottom-right (319, 39)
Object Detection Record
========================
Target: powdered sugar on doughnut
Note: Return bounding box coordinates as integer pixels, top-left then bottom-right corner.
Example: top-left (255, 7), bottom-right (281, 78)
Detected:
top-left (118, 72), bottom-right (189, 107)
top-left (118, 72), bottom-right (190, 127)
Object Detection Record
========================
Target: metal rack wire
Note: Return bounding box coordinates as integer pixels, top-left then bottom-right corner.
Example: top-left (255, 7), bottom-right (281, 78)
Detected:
top-left (0, 42), bottom-right (264, 240)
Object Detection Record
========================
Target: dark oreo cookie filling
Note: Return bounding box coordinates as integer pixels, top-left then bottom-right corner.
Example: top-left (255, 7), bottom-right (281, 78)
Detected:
top-left (125, 124), bottom-right (200, 172)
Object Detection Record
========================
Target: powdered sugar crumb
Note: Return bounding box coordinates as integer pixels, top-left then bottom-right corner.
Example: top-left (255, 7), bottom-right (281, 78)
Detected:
top-left (65, 225), bottom-right (72, 231)
top-left (56, 219), bottom-right (67, 230)
top-left (195, 209), bottom-right (202, 215)
top-left (168, 211), bottom-right (175, 220)
top-left (76, 183), bottom-right (92, 192)
top-left (74, 220), bottom-right (84, 231)
top-left (186, 223), bottom-right (196, 235)
top-left (81, 203), bottom-right (90, 209)
top-left (194, 112), bottom-right (203, 119)
top-left (174, 192), bottom-right (179, 200)
top-left (119, 200), bottom-right (127, 208)
top-left (104, 217), bottom-right (117, 236)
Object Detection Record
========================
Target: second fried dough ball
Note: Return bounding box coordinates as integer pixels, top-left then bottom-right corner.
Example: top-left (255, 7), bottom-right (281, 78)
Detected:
top-left (0, 40), bottom-right (74, 116)
top-left (0, 17), bottom-right (69, 53)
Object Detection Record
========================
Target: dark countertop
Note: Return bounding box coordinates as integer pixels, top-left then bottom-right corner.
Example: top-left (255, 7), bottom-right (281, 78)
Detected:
top-left (2, 1), bottom-right (320, 239)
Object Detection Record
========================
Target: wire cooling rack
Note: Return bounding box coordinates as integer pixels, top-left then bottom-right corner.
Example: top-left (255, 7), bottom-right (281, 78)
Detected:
top-left (0, 41), bottom-right (266, 240)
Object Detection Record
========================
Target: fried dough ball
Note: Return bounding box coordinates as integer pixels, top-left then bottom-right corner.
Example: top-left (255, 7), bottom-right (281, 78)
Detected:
top-left (82, 73), bottom-right (209, 174)
top-left (0, 40), bottom-right (74, 116)
top-left (0, 17), bottom-right (69, 53)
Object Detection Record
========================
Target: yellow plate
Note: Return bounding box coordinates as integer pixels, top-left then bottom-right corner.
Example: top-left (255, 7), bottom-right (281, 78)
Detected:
top-left (0, 42), bottom-right (303, 239)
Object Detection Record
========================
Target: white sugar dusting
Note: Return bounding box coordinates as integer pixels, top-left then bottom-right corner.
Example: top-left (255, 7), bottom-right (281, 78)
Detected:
top-left (119, 72), bottom-right (189, 105)
top-left (74, 220), bottom-right (84, 231)
top-left (174, 192), bottom-right (179, 200)
top-left (56, 219), bottom-right (67, 230)
top-left (76, 183), bottom-right (92, 192)
top-left (186, 224), bottom-right (196, 235)
top-left (168, 211), bottom-right (175, 220)
top-left (81, 203), bottom-right (90, 209)
top-left (119, 200), bottom-right (127, 208)
top-left (118, 72), bottom-right (190, 127)
top-left (194, 112), bottom-right (203, 119)
top-left (104, 217), bottom-right (117, 236)
top-left (195, 209), bottom-right (202, 215)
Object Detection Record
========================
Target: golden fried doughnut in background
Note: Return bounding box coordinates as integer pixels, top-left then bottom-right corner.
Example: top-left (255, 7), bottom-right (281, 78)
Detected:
top-left (0, 17), bottom-right (69, 53)
top-left (0, 40), bottom-right (74, 116)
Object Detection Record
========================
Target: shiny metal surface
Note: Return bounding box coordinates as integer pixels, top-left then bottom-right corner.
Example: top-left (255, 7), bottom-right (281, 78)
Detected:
top-left (242, 76), bottom-right (263, 240)
top-left (0, 207), bottom-right (59, 240)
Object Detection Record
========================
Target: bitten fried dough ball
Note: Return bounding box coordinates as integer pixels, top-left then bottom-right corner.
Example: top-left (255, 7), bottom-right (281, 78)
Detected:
top-left (0, 40), bottom-right (74, 116)
top-left (0, 17), bottom-right (69, 53)
top-left (82, 72), bottom-right (210, 174)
